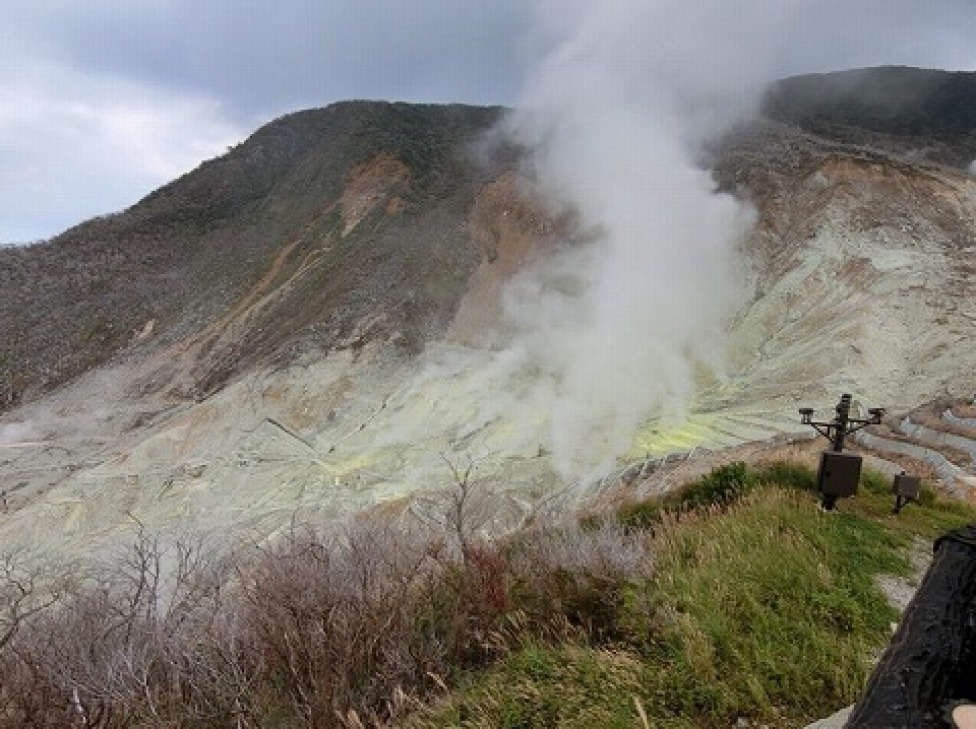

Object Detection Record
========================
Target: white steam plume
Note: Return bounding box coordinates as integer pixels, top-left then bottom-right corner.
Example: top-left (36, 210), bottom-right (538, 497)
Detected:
top-left (489, 1), bottom-right (800, 481)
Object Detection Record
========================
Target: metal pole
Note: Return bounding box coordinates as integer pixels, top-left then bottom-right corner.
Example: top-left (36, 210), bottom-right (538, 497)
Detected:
top-left (799, 394), bottom-right (884, 511)
top-left (832, 393), bottom-right (852, 452)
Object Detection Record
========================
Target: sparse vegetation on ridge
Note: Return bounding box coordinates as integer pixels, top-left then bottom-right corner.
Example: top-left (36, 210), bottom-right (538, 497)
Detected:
top-left (0, 102), bottom-right (506, 410)
top-left (763, 66), bottom-right (976, 168)
top-left (1, 461), bottom-right (972, 728)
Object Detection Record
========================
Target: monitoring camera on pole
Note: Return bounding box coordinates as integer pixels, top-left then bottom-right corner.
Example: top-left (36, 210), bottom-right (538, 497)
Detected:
top-left (798, 393), bottom-right (884, 511)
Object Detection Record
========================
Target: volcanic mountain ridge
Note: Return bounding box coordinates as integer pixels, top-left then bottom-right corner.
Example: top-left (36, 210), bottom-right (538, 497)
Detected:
top-left (1, 67), bottom-right (975, 559)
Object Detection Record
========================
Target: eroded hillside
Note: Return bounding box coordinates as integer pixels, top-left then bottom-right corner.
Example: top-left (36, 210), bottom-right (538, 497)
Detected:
top-left (1, 69), bottom-right (975, 560)
top-left (0, 102), bottom-right (505, 408)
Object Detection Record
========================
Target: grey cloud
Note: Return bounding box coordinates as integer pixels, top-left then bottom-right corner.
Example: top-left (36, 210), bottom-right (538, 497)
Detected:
top-left (7, 1), bottom-right (533, 123)
top-left (6, 0), bottom-right (974, 125)
top-left (775, 0), bottom-right (976, 78)
top-left (0, 2), bottom-right (534, 242)
top-left (1, 0), bottom-right (974, 243)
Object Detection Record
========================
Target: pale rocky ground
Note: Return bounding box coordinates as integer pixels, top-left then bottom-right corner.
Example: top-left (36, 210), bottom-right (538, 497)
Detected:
top-left (1, 152), bottom-right (975, 572)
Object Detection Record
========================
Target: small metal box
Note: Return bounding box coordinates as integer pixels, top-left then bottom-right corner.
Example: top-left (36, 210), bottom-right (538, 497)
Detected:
top-left (892, 473), bottom-right (921, 500)
top-left (817, 451), bottom-right (863, 498)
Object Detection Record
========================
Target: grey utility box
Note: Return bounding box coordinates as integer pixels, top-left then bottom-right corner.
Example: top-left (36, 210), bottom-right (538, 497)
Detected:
top-left (893, 473), bottom-right (921, 500)
top-left (817, 451), bottom-right (863, 498)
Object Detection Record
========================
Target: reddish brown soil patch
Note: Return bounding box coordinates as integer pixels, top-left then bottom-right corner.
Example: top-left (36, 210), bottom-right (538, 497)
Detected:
top-left (340, 153), bottom-right (411, 235)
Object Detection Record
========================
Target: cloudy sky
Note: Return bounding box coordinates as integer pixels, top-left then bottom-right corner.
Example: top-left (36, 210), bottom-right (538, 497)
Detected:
top-left (1, 0), bottom-right (974, 245)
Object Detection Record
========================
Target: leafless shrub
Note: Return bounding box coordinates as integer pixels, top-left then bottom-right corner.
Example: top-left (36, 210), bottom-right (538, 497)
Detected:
top-left (0, 502), bottom-right (655, 728)
top-left (0, 531), bottom-right (234, 728)
top-left (236, 517), bottom-right (449, 727)
top-left (0, 550), bottom-right (72, 727)
top-left (0, 551), bottom-right (65, 652)
top-left (511, 519), bottom-right (650, 578)
top-left (410, 454), bottom-right (491, 566)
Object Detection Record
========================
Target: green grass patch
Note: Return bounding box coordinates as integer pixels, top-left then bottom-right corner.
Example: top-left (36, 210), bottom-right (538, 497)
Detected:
top-left (403, 462), bottom-right (976, 729)
top-left (842, 466), bottom-right (976, 540)
top-left (421, 644), bottom-right (653, 729)
top-left (616, 461), bottom-right (757, 530)
top-left (640, 488), bottom-right (902, 726)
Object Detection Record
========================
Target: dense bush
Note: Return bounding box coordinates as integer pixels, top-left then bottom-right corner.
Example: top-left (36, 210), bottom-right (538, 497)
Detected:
top-left (617, 461), bottom-right (757, 530)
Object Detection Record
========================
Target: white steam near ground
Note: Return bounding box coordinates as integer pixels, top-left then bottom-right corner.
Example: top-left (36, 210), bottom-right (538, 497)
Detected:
top-left (432, 1), bottom-right (804, 483)
top-left (0, 421), bottom-right (35, 445)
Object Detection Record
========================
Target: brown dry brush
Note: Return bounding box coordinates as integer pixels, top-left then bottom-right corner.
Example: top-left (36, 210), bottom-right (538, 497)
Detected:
top-left (235, 520), bottom-right (451, 727)
top-left (0, 532), bottom-right (239, 729)
top-left (0, 515), bottom-right (650, 728)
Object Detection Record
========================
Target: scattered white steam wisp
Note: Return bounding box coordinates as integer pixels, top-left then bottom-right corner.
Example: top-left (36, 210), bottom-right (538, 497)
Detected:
top-left (0, 420), bottom-right (35, 445)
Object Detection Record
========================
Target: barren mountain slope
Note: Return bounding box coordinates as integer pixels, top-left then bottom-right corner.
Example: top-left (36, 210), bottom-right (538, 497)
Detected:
top-left (0, 102), bottom-right (506, 409)
top-left (715, 120), bottom-right (976, 410)
top-left (1, 68), bottom-right (975, 560)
